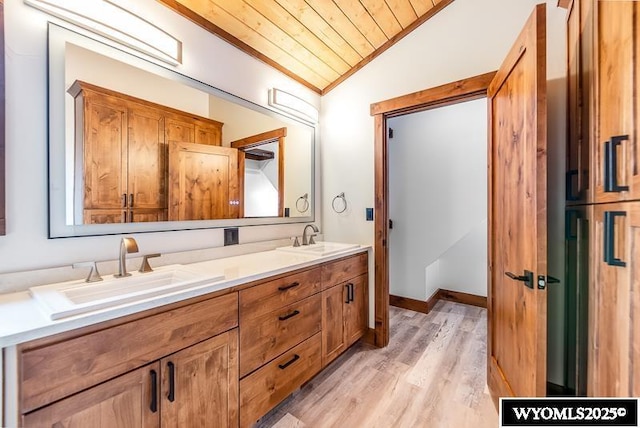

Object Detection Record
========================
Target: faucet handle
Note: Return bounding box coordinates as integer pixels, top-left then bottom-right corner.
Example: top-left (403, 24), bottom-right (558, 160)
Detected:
top-left (139, 253), bottom-right (161, 273)
top-left (291, 236), bottom-right (301, 247)
top-left (72, 261), bottom-right (103, 283)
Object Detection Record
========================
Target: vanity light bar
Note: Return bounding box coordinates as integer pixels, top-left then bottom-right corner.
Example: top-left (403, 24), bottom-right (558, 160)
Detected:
top-left (268, 89), bottom-right (319, 124)
top-left (24, 0), bottom-right (182, 66)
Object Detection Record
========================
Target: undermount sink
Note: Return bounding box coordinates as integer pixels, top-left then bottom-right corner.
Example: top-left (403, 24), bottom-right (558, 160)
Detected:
top-left (30, 265), bottom-right (225, 320)
top-left (276, 241), bottom-right (360, 257)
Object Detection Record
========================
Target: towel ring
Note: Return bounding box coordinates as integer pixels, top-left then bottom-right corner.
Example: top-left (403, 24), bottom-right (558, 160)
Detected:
top-left (296, 193), bottom-right (309, 213)
top-left (332, 192), bottom-right (347, 214)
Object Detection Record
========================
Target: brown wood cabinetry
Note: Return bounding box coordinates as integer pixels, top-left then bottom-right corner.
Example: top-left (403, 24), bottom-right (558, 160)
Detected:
top-left (23, 363), bottom-right (159, 428)
top-left (239, 333), bottom-right (322, 427)
top-left (16, 251), bottom-right (369, 427)
top-left (565, 0), bottom-right (640, 397)
top-left (69, 81), bottom-right (224, 224)
top-left (160, 331), bottom-right (239, 428)
top-left (321, 255), bottom-right (368, 367)
top-left (168, 141), bottom-right (239, 220)
top-left (589, 202), bottom-right (640, 396)
top-left (239, 252), bottom-right (368, 427)
top-left (19, 293), bottom-right (239, 427)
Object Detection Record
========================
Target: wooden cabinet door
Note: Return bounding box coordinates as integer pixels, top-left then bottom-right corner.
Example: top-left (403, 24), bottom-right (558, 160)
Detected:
top-left (344, 274), bottom-right (368, 348)
top-left (589, 202), bottom-right (640, 396)
top-left (84, 208), bottom-right (127, 224)
top-left (127, 104), bottom-right (166, 212)
top-left (165, 117), bottom-right (195, 143)
top-left (594, 1), bottom-right (640, 203)
top-left (566, 0), bottom-right (594, 205)
top-left (161, 330), bottom-right (239, 428)
top-left (23, 363), bottom-right (160, 428)
top-left (194, 119), bottom-right (222, 146)
top-left (168, 141), bottom-right (239, 220)
top-left (82, 92), bottom-right (127, 211)
top-left (321, 283), bottom-right (346, 367)
top-left (487, 4), bottom-right (547, 400)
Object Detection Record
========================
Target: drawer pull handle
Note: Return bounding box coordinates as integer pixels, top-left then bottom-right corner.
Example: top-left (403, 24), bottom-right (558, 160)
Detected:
top-left (167, 361), bottom-right (175, 402)
top-left (278, 354), bottom-right (300, 370)
top-left (150, 370), bottom-right (158, 413)
top-left (278, 281), bottom-right (300, 291)
top-left (345, 283), bottom-right (350, 304)
top-left (279, 310), bottom-right (300, 321)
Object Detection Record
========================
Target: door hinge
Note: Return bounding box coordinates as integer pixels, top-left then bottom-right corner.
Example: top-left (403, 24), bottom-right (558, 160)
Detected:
top-left (388, 128), bottom-right (394, 139)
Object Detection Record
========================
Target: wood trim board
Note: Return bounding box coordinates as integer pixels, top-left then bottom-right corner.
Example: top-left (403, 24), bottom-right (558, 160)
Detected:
top-left (390, 289), bottom-right (487, 315)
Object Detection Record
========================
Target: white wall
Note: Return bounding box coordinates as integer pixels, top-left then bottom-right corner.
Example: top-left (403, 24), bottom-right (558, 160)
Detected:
top-left (320, 0), bottom-right (566, 244)
top-left (0, 0), bottom-right (320, 280)
top-left (388, 98), bottom-right (487, 301)
top-left (320, 0), bottom-right (567, 385)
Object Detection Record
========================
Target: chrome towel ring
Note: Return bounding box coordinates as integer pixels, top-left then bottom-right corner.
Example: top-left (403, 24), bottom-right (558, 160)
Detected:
top-left (296, 193), bottom-right (309, 213)
top-left (332, 192), bottom-right (347, 213)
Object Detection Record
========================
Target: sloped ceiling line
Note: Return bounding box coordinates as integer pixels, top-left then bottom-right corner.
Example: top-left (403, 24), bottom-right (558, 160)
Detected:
top-left (157, 0), bottom-right (454, 94)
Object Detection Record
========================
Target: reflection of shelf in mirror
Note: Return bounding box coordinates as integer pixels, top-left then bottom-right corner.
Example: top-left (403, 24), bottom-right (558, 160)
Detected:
top-left (245, 148), bottom-right (275, 161)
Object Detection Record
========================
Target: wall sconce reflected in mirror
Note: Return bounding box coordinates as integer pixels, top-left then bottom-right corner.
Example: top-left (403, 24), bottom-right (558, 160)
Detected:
top-left (268, 89), bottom-right (318, 124)
top-left (24, 0), bottom-right (182, 66)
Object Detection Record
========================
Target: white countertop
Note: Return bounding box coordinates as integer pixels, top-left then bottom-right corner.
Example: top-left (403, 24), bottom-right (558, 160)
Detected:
top-left (0, 245), bottom-right (370, 348)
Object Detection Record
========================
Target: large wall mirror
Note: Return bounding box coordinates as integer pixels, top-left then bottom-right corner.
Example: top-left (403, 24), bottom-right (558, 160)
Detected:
top-left (48, 24), bottom-right (315, 238)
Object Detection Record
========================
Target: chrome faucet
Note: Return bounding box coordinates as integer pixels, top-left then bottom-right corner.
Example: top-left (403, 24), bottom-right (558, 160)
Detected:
top-left (302, 224), bottom-right (319, 246)
top-left (115, 237), bottom-right (139, 278)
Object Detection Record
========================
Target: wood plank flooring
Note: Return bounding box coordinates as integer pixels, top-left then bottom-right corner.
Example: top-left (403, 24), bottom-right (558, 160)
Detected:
top-left (256, 301), bottom-right (497, 428)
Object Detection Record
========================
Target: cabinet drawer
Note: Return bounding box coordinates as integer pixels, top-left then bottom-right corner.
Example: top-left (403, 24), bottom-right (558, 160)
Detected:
top-left (239, 267), bottom-right (321, 319)
top-left (321, 252), bottom-right (368, 289)
top-left (20, 292), bottom-right (238, 413)
top-left (240, 332), bottom-right (321, 427)
top-left (240, 293), bottom-right (321, 377)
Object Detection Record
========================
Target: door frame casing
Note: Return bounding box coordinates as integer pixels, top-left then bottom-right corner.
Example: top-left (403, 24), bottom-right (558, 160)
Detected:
top-left (370, 71), bottom-right (496, 346)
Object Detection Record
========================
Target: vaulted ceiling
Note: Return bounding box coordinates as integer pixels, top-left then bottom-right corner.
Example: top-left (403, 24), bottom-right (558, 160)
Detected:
top-left (157, 0), bottom-right (454, 94)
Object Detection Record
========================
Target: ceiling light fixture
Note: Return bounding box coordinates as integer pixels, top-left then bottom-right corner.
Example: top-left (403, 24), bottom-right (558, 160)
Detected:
top-left (268, 89), bottom-right (318, 124)
top-left (24, 0), bottom-right (182, 66)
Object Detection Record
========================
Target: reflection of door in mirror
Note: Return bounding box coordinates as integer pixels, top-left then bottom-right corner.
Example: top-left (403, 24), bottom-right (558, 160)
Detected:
top-left (231, 128), bottom-right (285, 218)
top-left (168, 142), bottom-right (239, 220)
top-left (68, 80), bottom-right (224, 224)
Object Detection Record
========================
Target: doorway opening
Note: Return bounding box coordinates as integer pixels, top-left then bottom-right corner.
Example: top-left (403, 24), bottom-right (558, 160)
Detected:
top-left (370, 71), bottom-right (496, 346)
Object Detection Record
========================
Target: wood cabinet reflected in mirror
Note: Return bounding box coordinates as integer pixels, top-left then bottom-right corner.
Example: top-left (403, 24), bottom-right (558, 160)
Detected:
top-left (0, 0), bottom-right (5, 235)
top-left (48, 23), bottom-right (315, 237)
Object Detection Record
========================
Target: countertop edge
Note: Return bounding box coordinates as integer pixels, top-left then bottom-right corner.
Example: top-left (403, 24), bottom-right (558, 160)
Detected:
top-left (0, 245), bottom-right (371, 348)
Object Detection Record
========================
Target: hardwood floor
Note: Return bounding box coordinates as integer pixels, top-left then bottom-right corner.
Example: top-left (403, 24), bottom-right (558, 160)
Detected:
top-left (256, 301), bottom-right (497, 428)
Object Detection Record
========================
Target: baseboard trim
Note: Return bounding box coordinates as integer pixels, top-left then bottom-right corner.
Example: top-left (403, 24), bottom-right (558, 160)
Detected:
top-left (438, 289), bottom-right (487, 308)
top-left (390, 289), bottom-right (487, 314)
top-left (361, 328), bottom-right (376, 346)
top-left (389, 294), bottom-right (429, 314)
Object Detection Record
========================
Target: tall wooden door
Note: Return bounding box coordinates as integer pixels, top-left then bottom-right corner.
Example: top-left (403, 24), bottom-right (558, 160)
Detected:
top-left (487, 4), bottom-right (547, 401)
top-left (168, 141), bottom-right (239, 220)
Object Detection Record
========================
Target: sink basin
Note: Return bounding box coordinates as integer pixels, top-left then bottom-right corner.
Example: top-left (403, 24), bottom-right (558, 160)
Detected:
top-left (30, 265), bottom-right (225, 320)
top-left (276, 241), bottom-right (360, 257)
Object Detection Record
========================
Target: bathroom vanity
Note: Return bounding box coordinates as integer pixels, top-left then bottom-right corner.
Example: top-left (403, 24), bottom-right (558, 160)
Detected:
top-left (0, 244), bottom-right (369, 427)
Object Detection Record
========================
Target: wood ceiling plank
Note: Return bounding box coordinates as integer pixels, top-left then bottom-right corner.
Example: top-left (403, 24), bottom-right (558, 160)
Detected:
top-left (408, 0), bottom-right (434, 17)
top-left (273, 0), bottom-right (363, 67)
top-left (360, 0), bottom-right (403, 39)
top-left (332, 0), bottom-right (389, 49)
top-left (305, 0), bottom-right (375, 59)
top-left (244, 0), bottom-right (351, 74)
top-left (384, 0), bottom-right (419, 29)
top-left (181, 0), bottom-right (331, 89)
top-left (208, 0), bottom-right (340, 83)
